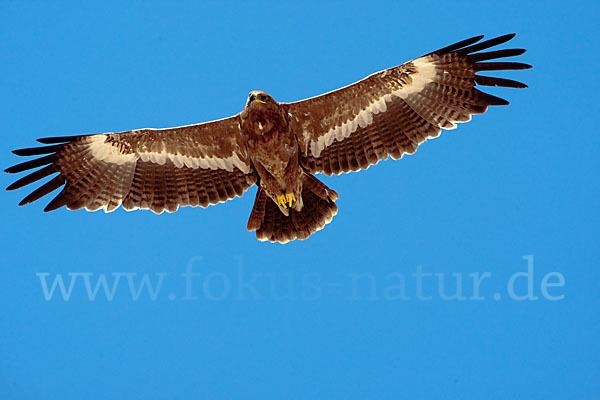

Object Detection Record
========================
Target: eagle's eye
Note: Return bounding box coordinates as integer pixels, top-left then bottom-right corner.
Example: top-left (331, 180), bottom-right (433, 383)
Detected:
top-left (259, 94), bottom-right (267, 102)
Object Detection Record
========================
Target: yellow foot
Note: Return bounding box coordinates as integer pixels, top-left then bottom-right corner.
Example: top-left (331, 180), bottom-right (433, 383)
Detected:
top-left (277, 193), bottom-right (296, 208)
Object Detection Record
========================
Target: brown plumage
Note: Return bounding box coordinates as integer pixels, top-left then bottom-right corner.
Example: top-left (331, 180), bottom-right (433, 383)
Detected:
top-left (5, 33), bottom-right (531, 243)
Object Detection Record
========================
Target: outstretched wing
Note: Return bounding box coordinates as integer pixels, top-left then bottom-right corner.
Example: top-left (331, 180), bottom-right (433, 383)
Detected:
top-left (5, 116), bottom-right (257, 213)
top-left (287, 34), bottom-right (531, 175)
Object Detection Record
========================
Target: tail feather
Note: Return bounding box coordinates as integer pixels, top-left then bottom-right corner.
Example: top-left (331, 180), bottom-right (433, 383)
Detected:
top-left (247, 174), bottom-right (338, 243)
top-left (247, 187), bottom-right (267, 232)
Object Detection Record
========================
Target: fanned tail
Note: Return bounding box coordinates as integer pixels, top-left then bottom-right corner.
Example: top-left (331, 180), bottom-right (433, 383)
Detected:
top-left (247, 173), bottom-right (338, 243)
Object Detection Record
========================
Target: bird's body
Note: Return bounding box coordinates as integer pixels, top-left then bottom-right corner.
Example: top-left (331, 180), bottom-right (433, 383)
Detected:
top-left (5, 34), bottom-right (531, 243)
top-left (241, 91), bottom-right (305, 215)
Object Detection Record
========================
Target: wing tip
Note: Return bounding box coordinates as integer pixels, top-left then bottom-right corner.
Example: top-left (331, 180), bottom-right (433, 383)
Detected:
top-left (15, 176), bottom-right (66, 208)
top-left (11, 144), bottom-right (63, 157)
top-left (4, 154), bottom-right (56, 174)
top-left (37, 135), bottom-right (81, 144)
top-left (492, 98), bottom-right (510, 106)
top-left (514, 48), bottom-right (528, 57)
top-left (523, 63), bottom-right (533, 70)
top-left (433, 34), bottom-right (485, 55)
top-left (5, 164), bottom-right (23, 174)
top-left (43, 201), bottom-right (63, 212)
top-left (6, 182), bottom-right (20, 191)
top-left (501, 32), bottom-right (517, 41)
top-left (432, 33), bottom-right (519, 56)
top-left (475, 75), bottom-right (529, 89)
top-left (12, 149), bottom-right (32, 156)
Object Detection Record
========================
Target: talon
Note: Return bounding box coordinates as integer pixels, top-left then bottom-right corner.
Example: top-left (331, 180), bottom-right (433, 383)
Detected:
top-left (277, 194), bottom-right (288, 208)
top-left (277, 193), bottom-right (296, 209)
top-left (286, 193), bottom-right (296, 207)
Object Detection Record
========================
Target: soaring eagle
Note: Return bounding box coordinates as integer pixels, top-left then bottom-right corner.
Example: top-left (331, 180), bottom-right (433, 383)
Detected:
top-left (6, 34), bottom-right (530, 243)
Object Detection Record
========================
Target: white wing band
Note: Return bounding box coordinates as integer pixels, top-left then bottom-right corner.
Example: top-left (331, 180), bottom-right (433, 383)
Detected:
top-left (310, 56), bottom-right (438, 157)
top-left (86, 135), bottom-right (250, 173)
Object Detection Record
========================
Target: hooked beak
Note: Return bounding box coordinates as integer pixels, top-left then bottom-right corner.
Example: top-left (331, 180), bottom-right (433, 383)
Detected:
top-left (249, 94), bottom-right (266, 104)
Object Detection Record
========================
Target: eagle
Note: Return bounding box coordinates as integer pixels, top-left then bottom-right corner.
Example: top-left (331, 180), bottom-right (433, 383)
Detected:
top-left (5, 34), bottom-right (531, 243)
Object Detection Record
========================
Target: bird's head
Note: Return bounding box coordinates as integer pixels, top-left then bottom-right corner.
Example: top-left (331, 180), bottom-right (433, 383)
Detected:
top-left (246, 91), bottom-right (273, 108)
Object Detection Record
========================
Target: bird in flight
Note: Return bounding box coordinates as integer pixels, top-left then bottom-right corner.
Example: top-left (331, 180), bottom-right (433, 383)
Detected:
top-left (5, 34), bottom-right (531, 243)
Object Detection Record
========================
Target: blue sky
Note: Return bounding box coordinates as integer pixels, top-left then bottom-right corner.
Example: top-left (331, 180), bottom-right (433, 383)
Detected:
top-left (1, 1), bottom-right (598, 399)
